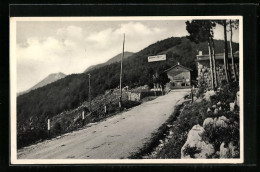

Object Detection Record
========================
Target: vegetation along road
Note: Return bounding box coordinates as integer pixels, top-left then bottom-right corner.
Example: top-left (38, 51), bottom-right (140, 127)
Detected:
top-left (18, 89), bottom-right (190, 159)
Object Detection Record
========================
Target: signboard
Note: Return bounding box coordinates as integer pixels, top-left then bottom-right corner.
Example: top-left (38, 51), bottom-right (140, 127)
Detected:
top-left (148, 54), bottom-right (166, 62)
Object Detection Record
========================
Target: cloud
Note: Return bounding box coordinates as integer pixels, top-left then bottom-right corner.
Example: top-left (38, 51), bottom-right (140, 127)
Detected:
top-left (85, 22), bottom-right (169, 52)
top-left (16, 22), bottom-right (177, 92)
top-left (57, 25), bottom-right (83, 40)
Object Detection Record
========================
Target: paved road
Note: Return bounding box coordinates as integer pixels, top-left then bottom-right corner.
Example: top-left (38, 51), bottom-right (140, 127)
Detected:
top-left (18, 89), bottom-right (190, 159)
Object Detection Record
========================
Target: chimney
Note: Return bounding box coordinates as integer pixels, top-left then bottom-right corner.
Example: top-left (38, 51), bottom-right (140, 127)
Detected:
top-left (199, 51), bottom-right (203, 56)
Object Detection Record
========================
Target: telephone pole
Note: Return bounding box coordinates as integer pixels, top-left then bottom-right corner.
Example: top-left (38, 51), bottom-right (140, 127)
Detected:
top-left (88, 73), bottom-right (91, 112)
top-left (119, 34), bottom-right (125, 108)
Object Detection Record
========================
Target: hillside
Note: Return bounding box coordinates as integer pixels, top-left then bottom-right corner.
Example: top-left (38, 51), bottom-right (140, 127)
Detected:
top-left (17, 72), bottom-right (66, 96)
top-left (84, 52), bottom-right (134, 73)
top-left (17, 37), bottom-right (239, 147)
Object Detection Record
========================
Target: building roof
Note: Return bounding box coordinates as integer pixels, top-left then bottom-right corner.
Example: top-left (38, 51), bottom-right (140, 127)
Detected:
top-left (196, 52), bottom-right (239, 61)
top-left (163, 63), bottom-right (193, 73)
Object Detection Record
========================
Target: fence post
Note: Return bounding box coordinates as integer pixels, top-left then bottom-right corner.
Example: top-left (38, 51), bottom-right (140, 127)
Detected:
top-left (104, 104), bottom-right (107, 114)
top-left (82, 111), bottom-right (85, 126)
top-left (119, 97), bottom-right (122, 108)
top-left (47, 119), bottom-right (50, 138)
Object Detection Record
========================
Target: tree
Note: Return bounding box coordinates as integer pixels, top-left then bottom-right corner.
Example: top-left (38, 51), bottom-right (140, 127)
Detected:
top-left (210, 36), bottom-right (218, 87)
top-left (186, 20), bottom-right (217, 89)
top-left (228, 19), bottom-right (239, 81)
top-left (215, 20), bottom-right (231, 83)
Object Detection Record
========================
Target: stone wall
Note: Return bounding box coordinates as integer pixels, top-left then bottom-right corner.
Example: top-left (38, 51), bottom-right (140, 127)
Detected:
top-left (197, 60), bottom-right (239, 89)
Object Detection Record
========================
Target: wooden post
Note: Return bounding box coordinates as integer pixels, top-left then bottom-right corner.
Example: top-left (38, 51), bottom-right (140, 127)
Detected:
top-left (229, 19), bottom-right (237, 82)
top-left (118, 97), bottom-right (122, 108)
top-left (208, 41), bottom-right (215, 89)
top-left (223, 49), bottom-right (230, 83)
top-left (82, 111), bottom-right (85, 126)
top-left (47, 119), bottom-right (50, 138)
top-left (223, 20), bottom-right (230, 83)
top-left (191, 88), bottom-right (194, 103)
top-left (119, 34), bottom-right (125, 108)
top-left (88, 73), bottom-right (91, 112)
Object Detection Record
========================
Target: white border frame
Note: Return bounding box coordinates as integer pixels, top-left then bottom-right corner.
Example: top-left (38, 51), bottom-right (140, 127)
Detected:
top-left (10, 16), bottom-right (243, 164)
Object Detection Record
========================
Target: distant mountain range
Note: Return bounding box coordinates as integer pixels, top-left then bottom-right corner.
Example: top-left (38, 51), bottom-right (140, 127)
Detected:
top-left (17, 72), bottom-right (66, 96)
top-left (84, 52), bottom-right (134, 73)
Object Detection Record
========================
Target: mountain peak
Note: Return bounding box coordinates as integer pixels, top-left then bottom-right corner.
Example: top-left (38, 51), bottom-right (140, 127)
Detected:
top-left (84, 51), bottom-right (134, 73)
top-left (17, 72), bottom-right (66, 96)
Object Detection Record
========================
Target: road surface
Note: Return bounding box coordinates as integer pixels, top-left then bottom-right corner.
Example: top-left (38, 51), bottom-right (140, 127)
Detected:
top-left (18, 89), bottom-right (190, 159)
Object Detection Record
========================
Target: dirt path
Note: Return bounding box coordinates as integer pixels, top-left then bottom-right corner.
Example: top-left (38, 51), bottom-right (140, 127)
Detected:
top-left (17, 89), bottom-right (190, 159)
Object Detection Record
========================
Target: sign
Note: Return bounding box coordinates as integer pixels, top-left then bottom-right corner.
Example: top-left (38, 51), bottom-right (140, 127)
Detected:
top-left (148, 54), bottom-right (166, 62)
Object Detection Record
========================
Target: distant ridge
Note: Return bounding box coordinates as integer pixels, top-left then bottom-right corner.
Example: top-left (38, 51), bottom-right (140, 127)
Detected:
top-left (17, 72), bottom-right (66, 96)
top-left (84, 51), bottom-right (134, 73)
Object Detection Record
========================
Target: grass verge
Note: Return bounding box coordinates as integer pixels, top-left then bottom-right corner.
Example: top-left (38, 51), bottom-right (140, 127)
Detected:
top-left (128, 100), bottom-right (187, 159)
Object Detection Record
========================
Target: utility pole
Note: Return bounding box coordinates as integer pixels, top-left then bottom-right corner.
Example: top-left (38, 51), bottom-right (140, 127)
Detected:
top-left (119, 34), bottom-right (125, 108)
top-left (88, 73), bottom-right (91, 112)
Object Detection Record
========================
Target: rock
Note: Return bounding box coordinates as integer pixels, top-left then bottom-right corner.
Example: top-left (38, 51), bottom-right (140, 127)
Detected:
top-left (217, 101), bottom-right (221, 106)
top-left (213, 117), bottom-right (218, 128)
top-left (212, 105), bottom-right (217, 109)
top-left (169, 131), bottom-right (174, 135)
top-left (220, 142), bottom-right (230, 158)
top-left (214, 108), bottom-right (219, 115)
top-left (195, 98), bottom-right (202, 103)
top-left (203, 118), bottom-right (214, 131)
top-left (219, 107), bottom-right (222, 111)
top-left (218, 116), bottom-right (229, 122)
top-left (230, 103), bottom-right (235, 111)
top-left (236, 91), bottom-right (240, 107)
top-left (207, 108), bottom-right (211, 113)
top-left (181, 125), bottom-right (215, 159)
top-left (215, 151), bottom-right (220, 156)
top-left (215, 116), bottom-right (228, 128)
top-left (229, 142), bottom-right (239, 158)
top-left (159, 143), bottom-right (164, 147)
top-left (204, 90), bottom-right (216, 102)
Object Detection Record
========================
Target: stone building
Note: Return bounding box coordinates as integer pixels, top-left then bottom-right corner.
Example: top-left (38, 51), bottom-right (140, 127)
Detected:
top-left (196, 51), bottom-right (239, 88)
top-left (164, 63), bottom-right (192, 89)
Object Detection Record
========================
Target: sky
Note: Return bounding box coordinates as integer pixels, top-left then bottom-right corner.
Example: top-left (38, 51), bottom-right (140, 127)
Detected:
top-left (15, 19), bottom-right (239, 93)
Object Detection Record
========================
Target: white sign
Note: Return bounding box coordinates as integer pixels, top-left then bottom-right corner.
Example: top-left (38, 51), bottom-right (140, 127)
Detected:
top-left (148, 54), bottom-right (166, 62)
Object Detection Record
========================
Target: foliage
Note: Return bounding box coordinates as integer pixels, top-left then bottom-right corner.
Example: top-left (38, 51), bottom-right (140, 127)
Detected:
top-left (186, 20), bottom-right (216, 43)
top-left (153, 82), bottom-right (239, 159)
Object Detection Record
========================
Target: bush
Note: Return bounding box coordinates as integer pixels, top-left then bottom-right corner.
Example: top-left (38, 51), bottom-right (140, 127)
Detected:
top-left (53, 122), bottom-right (62, 135)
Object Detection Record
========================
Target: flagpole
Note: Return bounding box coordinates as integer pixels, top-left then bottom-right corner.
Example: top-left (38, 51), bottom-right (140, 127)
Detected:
top-left (119, 34), bottom-right (125, 108)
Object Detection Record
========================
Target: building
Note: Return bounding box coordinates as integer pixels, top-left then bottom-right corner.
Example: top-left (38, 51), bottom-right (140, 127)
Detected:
top-left (164, 63), bottom-right (192, 89)
top-left (196, 51), bottom-right (239, 88)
